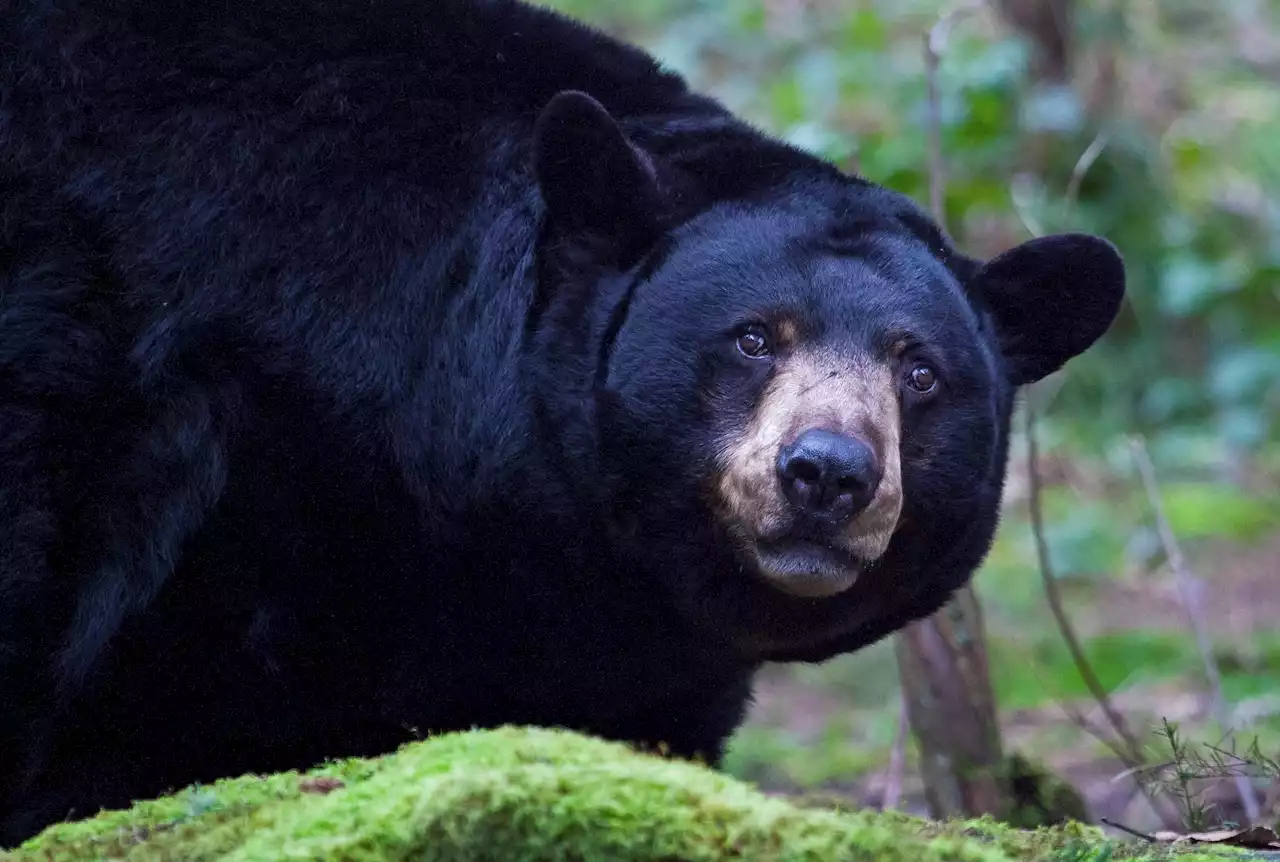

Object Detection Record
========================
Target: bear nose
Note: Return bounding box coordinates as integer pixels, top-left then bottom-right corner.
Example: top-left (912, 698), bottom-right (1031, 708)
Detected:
top-left (776, 429), bottom-right (882, 523)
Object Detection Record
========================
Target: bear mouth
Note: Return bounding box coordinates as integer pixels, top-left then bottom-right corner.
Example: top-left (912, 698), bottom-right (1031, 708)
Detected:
top-left (749, 537), bottom-right (864, 599)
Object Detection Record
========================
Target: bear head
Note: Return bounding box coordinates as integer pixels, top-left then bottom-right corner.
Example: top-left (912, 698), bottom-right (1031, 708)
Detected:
top-left (529, 91), bottom-right (1125, 661)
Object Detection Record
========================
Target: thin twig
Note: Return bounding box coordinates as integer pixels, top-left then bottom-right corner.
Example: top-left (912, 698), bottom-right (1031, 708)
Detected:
top-left (1021, 419), bottom-right (1182, 831)
top-left (1128, 435), bottom-right (1263, 824)
top-left (1063, 129), bottom-right (1111, 219)
top-left (1027, 533), bottom-right (1183, 827)
top-left (1058, 696), bottom-right (1184, 825)
top-left (1055, 697), bottom-right (1138, 767)
top-left (1025, 657), bottom-right (1139, 766)
top-left (1027, 406), bottom-right (1145, 758)
top-left (1013, 113), bottom-right (1109, 239)
top-left (1009, 173), bottom-right (1046, 238)
top-left (1100, 818), bottom-right (1157, 842)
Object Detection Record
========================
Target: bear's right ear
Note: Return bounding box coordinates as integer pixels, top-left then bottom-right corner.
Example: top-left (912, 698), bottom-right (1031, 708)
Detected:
top-left (533, 90), bottom-right (666, 256)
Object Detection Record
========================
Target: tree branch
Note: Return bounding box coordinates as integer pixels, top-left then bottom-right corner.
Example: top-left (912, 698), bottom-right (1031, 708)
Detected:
top-left (1026, 406), bottom-right (1142, 758)
top-left (1128, 435), bottom-right (1263, 824)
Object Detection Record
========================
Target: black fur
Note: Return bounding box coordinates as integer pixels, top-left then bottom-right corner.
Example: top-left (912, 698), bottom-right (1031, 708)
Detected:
top-left (0, 0), bottom-right (1125, 844)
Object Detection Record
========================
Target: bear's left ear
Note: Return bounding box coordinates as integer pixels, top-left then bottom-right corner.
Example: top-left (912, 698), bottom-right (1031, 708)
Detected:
top-left (533, 90), bottom-right (667, 257)
top-left (968, 233), bottom-right (1126, 386)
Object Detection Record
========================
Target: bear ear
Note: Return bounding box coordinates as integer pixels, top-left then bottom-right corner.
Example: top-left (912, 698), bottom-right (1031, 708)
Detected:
top-left (533, 90), bottom-right (665, 255)
top-left (968, 232), bottom-right (1126, 386)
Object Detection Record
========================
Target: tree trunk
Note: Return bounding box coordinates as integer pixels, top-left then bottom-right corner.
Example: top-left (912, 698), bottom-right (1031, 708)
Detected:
top-left (894, 584), bottom-right (1007, 818)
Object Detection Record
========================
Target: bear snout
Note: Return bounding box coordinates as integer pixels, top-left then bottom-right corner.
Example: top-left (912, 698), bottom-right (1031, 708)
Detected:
top-left (776, 428), bottom-right (882, 524)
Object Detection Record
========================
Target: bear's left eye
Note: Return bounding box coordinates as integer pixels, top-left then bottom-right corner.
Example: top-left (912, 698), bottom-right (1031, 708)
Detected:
top-left (735, 326), bottom-right (772, 359)
top-left (906, 363), bottom-right (937, 394)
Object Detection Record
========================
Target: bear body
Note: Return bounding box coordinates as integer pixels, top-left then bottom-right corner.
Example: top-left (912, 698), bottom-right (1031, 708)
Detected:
top-left (0, 0), bottom-right (1125, 844)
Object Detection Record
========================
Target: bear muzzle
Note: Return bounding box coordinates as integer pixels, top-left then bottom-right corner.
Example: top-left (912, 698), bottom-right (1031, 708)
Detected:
top-left (713, 350), bottom-right (905, 599)
top-left (747, 434), bottom-right (901, 599)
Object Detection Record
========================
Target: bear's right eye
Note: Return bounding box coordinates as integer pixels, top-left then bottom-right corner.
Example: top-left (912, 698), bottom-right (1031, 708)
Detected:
top-left (735, 326), bottom-right (771, 359)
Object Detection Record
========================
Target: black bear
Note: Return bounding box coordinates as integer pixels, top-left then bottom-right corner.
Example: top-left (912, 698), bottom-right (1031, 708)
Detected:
top-left (0, 0), bottom-right (1126, 845)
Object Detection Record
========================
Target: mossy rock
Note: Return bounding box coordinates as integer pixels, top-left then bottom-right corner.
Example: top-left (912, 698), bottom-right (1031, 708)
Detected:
top-left (3, 726), bottom-right (1267, 861)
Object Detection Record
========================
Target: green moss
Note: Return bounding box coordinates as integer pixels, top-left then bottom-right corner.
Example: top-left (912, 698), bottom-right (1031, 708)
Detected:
top-left (999, 753), bottom-right (1091, 829)
top-left (3, 727), bottom-right (1260, 861)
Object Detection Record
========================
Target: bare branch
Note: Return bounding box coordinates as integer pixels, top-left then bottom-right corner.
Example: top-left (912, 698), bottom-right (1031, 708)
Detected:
top-left (1023, 410), bottom-right (1189, 828)
top-left (1100, 818), bottom-right (1157, 841)
top-left (1063, 129), bottom-right (1111, 218)
top-left (1033, 633), bottom-right (1182, 824)
top-left (1013, 116), bottom-right (1108, 240)
top-left (1009, 172), bottom-right (1047, 238)
top-left (1128, 435), bottom-right (1263, 824)
top-left (1055, 696), bottom-right (1138, 766)
top-left (1025, 405), bottom-right (1148, 763)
